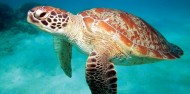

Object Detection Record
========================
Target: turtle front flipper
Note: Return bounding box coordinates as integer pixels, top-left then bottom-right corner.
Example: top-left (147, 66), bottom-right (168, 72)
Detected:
top-left (54, 36), bottom-right (72, 77)
top-left (86, 51), bottom-right (117, 94)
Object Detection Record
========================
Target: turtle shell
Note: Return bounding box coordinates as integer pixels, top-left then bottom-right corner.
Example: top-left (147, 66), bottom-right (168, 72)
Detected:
top-left (79, 8), bottom-right (183, 59)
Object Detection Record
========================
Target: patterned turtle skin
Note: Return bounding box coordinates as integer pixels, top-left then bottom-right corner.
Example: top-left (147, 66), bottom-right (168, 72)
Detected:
top-left (27, 6), bottom-right (183, 94)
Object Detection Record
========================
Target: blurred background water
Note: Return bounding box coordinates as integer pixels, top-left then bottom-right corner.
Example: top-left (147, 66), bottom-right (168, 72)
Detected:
top-left (0, 0), bottom-right (189, 94)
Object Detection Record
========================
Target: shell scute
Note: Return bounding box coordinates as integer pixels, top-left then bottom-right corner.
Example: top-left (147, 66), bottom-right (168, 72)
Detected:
top-left (95, 8), bottom-right (106, 13)
top-left (135, 44), bottom-right (148, 55)
top-left (120, 34), bottom-right (133, 47)
top-left (148, 49), bottom-right (163, 59)
top-left (83, 17), bottom-right (94, 30)
top-left (119, 12), bottom-right (138, 30)
top-left (97, 21), bottom-right (116, 33)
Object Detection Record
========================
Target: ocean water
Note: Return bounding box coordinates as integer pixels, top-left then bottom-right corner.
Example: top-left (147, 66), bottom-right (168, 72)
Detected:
top-left (0, 0), bottom-right (189, 94)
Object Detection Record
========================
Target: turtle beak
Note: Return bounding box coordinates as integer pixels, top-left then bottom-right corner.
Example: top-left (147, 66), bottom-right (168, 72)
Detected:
top-left (27, 10), bottom-right (39, 24)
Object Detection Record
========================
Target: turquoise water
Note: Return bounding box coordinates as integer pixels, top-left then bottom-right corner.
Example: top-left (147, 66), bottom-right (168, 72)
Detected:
top-left (0, 0), bottom-right (189, 94)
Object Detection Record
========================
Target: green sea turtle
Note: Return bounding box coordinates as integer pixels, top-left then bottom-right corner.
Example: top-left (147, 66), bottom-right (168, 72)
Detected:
top-left (27, 6), bottom-right (183, 94)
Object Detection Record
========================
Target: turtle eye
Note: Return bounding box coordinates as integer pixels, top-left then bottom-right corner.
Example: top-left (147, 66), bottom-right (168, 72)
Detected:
top-left (34, 10), bottom-right (47, 20)
top-left (39, 12), bottom-right (47, 17)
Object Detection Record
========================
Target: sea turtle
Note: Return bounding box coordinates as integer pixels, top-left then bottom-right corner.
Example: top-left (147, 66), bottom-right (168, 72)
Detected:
top-left (27, 6), bottom-right (183, 94)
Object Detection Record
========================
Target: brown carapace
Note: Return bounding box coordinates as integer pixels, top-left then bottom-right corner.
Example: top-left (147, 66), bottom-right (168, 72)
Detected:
top-left (80, 8), bottom-right (183, 59)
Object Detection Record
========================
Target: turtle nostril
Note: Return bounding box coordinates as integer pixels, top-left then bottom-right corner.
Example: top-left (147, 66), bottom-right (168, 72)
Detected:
top-left (30, 9), bottom-right (35, 12)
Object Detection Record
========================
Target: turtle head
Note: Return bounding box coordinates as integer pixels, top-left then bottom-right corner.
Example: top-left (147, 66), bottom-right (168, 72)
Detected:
top-left (27, 6), bottom-right (71, 35)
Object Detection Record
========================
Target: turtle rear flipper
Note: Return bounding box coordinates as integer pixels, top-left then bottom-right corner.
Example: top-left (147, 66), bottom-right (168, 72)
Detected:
top-left (54, 36), bottom-right (72, 77)
top-left (169, 43), bottom-right (183, 58)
